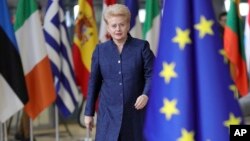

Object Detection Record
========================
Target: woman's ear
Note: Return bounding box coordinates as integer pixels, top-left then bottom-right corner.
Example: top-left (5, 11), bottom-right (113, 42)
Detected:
top-left (127, 23), bottom-right (130, 33)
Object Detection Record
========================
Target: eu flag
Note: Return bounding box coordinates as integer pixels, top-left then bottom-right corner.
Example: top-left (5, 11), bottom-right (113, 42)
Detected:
top-left (144, 0), bottom-right (243, 141)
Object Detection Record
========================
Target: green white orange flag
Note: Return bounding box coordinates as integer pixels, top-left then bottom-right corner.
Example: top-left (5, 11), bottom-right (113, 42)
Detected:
top-left (143, 0), bottom-right (160, 55)
top-left (14, 0), bottom-right (56, 119)
top-left (72, 0), bottom-right (98, 98)
top-left (224, 0), bottom-right (249, 96)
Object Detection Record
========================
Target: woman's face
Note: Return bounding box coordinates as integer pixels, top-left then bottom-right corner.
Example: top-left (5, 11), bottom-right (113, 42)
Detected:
top-left (107, 16), bottom-right (130, 42)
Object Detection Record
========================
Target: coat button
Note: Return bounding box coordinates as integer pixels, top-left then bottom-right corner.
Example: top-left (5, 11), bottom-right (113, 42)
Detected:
top-left (119, 82), bottom-right (122, 85)
top-left (118, 60), bottom-right (121, 63)
top-left (118, 71), bottom-right (121, 74)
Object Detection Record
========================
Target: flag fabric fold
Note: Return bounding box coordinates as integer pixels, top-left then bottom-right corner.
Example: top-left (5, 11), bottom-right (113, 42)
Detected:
top-left (0, 0), bottom-right (28, 122)
top-left (44, 0), bottom-right (79, 117)
top-left (125, 0), bottom-right (142, 38)
top-left (144, 0), bottom-right (243, 140)
top-left (244, 0), bottom-right (250, 86)
top-left (14, 0), bottom-right (56, 120)
top-left (143, 0), bottom-right (161, 55)
top-left (72, 0), bottom-right (98, 98)
top-left (99, 0), bottom-right (116, 43)
top-left (224, 0), bottom-right (249, 96)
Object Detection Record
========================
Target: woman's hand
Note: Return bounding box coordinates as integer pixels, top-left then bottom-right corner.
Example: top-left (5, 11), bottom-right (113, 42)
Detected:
top-left (84, 116), bottom-right (94, 131)
top-left (134, 94), bottom-right (148, 110)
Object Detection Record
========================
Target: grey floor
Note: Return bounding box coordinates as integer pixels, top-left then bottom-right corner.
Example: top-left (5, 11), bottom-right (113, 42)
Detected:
top-left (5, 118), bottom-right (250, 141)
top-left (7, 124), bottom-right (95, 141)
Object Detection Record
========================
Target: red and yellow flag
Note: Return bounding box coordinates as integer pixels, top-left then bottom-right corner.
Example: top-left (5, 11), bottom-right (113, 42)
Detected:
top-left (224, 0), bottom-right (249, 96)
top-left (72, 0), bottom-right (98, 98)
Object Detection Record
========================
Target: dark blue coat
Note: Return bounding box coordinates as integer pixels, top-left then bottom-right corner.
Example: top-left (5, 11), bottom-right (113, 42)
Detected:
top-left (85, 35), bottom-right (154, 141)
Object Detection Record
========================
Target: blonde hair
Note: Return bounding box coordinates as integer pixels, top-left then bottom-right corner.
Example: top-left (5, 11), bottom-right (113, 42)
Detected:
top-left (103, 4), bottom-right (131, 24)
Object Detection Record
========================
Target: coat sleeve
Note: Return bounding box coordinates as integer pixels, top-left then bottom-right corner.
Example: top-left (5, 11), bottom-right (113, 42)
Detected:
top-left (84, 45), bottom-right (102, 116)
top-left (142, 41), bottom-right (155, 96)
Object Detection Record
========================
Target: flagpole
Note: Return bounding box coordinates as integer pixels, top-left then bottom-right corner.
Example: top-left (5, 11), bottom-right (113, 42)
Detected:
top-left (29, 119), bottom-right (33, 141)
top-left (0, 122), bottom-right (2, 141)
top-left (3, 123), bottom-right (7, 141)
top-left (55, 105), bottom-right (59, 141)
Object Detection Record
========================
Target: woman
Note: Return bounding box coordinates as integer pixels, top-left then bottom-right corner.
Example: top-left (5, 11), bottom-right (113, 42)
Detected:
top-left (84, 4), bottom-right (154, 141)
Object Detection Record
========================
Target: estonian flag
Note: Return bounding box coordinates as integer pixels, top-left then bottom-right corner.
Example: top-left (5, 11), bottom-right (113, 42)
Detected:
top-left (0, 0), bottom-right (28, 122)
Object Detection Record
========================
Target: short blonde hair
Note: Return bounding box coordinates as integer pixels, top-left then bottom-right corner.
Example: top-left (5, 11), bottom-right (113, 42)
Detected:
top-left (103, 4), bottom-right (131, 24)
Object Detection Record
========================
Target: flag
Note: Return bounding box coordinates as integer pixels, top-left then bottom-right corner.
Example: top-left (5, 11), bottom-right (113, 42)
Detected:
top-left (14, 0), bottom-right (56, 119)
top-left (144, 0), bottom-right (243, 140)
top-left (143, 0), bottom-right (161, 55)
top-left (99, 0), bottom-right (116, 42)
top-left (0, 0), bottom-right (28, 122)
top-left (224, 0), bottom-right (249, 96)
top-left (72, 0), bottom-right (98, 98)
top-left (125, 0), bottom-right (142, 38)
top-left (244, 0), bottom-right (250, 85)
top-left (44, 0), bottom-right (79, 116)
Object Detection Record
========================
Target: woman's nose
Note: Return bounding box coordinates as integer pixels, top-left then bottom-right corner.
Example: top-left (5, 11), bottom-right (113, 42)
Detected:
top-left (116, 25), bottom-right (121, 30)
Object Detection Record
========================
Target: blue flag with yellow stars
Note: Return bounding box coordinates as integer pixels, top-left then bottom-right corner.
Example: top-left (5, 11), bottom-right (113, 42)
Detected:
top-left (144, 0), bottom-right (243, 141)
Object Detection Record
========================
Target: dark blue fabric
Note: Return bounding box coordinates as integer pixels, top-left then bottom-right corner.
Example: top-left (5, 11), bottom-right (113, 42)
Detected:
top-left (125, 0), bottom-right (139, 30)
top-left (85, 35), bottom-right (154, 141)
top-left (0, 0), bottom-right (18, 49)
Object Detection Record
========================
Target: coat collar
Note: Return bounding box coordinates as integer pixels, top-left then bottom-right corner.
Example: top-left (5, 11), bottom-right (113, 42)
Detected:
top-left (110, 33), bottom-right (132, 47)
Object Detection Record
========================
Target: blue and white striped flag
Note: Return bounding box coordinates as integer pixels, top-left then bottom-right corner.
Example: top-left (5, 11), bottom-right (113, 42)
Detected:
top-left (44, 0), bottom-right (79, 117)
top-left (125, 0), bottom-right (142, 39)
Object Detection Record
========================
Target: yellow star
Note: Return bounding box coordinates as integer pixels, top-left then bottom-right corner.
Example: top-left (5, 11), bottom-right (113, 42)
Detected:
top-left (172, 27), bottom-right (192, 50)
top-left (224, 113), bottom-right (242, 128)
top-left (194, 16), bottom-right (214, 38)
top-left (177, 128), bottom-right (195, 141)
top-left (160, 98), bottom-right (179, 120)
top-left (229, 85), bottom-right (239, 99)
top-left (159, 62), bottom-right (178, 84)
top-left (219, 49), bottom-right (229, 64)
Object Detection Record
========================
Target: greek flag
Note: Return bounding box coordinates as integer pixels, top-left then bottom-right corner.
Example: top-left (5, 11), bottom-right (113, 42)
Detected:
top-left (44, 0), bottom-right (79, 116)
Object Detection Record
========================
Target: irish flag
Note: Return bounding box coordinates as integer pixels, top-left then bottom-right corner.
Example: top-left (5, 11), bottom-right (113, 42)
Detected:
top-left (72, 0), bottom-right (98, 98)
top-left (14, 0), bottom-right (56, 119)
top-left (224, 0), bottom-right (249, 96)
top-left (143, 0), bottom-right (160, 55)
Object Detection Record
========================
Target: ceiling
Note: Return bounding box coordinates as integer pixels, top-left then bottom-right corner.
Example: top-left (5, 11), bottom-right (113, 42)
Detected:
top-left (7, 0), bottom-right (248, 19)
top-left (7, 0), bottom-right (230, 9)
top-left (7, 0), bottom-right (75, 9)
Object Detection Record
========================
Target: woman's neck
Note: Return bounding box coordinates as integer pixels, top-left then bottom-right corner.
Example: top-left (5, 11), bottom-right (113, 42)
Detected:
top-left (114, 41), bottom-right (125, 48)
top-left (113, 36), bottom-right (127, 48)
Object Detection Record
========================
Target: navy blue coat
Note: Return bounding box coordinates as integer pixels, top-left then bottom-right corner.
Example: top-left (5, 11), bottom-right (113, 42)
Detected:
top-left (85, 35), bottom-right (154, 141)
